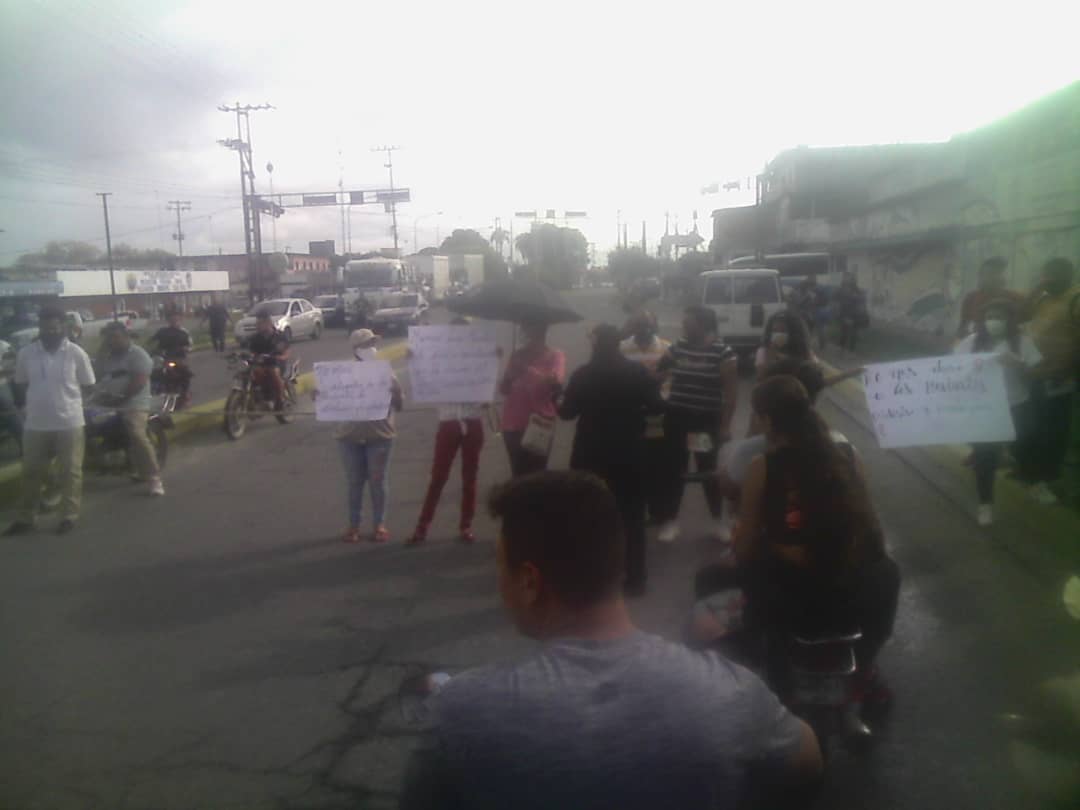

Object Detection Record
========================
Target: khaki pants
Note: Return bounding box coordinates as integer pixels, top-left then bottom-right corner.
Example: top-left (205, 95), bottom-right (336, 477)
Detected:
top-left (122, 410), bottom-right (160, 481)
top-left (20, 428), bottom-right (85, 524)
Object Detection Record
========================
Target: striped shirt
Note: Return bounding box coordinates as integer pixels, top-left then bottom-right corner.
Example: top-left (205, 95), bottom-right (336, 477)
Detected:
top-left (661, 338), bottom-right (736, 413)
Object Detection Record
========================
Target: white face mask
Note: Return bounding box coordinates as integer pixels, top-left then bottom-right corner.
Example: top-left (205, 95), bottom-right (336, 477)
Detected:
top-left (985, 320), bottom-right (1007, 339)
top-left (354, 346), bottom-right (377, 361)
top-left (770, 332), bottom-right (789, 348)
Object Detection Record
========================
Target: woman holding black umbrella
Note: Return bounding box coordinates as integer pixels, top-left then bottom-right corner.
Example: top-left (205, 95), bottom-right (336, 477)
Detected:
top-left (499, 320), bottom-right (566, 477)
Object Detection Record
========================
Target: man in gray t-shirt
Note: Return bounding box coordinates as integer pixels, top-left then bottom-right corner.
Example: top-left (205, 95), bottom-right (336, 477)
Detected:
top-left (97, 323), bottom-right (163, 495)
top-left (400, 472), bottom-right (821, 810)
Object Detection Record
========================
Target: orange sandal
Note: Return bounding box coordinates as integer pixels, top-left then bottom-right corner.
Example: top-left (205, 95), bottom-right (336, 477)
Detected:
top-left (372, 527), bottom-right (390, 544)
top-left (342, 528), bottom-right (361, 544)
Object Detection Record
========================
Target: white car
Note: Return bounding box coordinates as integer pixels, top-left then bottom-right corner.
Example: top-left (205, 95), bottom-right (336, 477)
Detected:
top-left (234, 298), bottom-right (324, 345)
top-left (369, 292), bottom-right (429, 336)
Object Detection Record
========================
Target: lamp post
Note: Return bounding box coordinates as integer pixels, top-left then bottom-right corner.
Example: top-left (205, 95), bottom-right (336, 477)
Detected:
top-left (412, 211), bottom-right (444, 252)
top-left (266, 161), bottom-right (277, 253)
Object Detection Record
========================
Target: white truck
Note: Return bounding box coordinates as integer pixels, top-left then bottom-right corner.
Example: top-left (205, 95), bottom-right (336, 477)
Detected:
top-left (407, 254), bottom-right (452, 302)
top-left (450, 254), bottom-right (484, 289)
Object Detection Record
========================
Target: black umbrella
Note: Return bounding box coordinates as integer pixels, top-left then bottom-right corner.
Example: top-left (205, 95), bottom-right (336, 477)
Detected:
top-left (447, 279), bottom-right (582, 325)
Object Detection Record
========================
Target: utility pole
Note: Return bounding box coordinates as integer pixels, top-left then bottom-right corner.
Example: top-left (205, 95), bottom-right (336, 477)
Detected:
top-left (337, 150), bottom-right (347, 258)
top-left (373, 145), bottom-right (401, 254)
top-left (218, 102), bottom-right (273, 303)
top-left (96, 193), bottom-right (118, 321)
top-left (265, 163), bottom-right (277, 253)
top-left (167, 200), bottom-right (191, 257)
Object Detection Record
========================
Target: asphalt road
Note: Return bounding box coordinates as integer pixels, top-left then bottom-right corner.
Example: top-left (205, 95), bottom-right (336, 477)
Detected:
top-left (0, 289), bottom-right (1076, 809)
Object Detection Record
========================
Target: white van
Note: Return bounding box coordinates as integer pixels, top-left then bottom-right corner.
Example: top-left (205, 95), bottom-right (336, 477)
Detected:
top-left (699, 268), bottom-right (784, 362)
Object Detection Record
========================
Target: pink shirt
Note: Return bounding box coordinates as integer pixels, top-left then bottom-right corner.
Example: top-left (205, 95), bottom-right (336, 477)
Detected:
top-left (500, 346), bottom-right (566, 432)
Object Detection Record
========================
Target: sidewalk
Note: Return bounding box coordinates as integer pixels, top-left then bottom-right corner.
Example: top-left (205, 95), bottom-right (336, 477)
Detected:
top-left (818, 325), bottom-right (1080, 582)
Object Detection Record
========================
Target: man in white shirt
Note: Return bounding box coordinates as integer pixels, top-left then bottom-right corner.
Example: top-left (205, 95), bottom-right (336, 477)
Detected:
top-left (6, 306), bottom-right (96, 535)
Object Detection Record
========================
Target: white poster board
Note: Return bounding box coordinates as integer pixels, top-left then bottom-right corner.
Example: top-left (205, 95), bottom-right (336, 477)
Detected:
top-left (862, 354), bottom-right (1015, 449)
top-left (314, 360), bottom-right (393, 422)
top-left (408, 324), bottom-right (499, 404)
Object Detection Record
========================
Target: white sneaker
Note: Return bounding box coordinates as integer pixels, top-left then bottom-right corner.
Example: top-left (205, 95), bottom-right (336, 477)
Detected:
top-left (657, 521), bottom-right (680, 544)
top-left (1030, 483), bottom-right (1059, 506)
top-left (713, 521), bottom-right (732, 544)
top-left (148, 478), bottom-right (165, 497)
top-left (976, 504), bottom-right (993, 527)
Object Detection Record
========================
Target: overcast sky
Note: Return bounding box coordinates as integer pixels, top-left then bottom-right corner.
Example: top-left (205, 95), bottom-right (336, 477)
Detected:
top-left (0, 0), bottom-right (1074, 265)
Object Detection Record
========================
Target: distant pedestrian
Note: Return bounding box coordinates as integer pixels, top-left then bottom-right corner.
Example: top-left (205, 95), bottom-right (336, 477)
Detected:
top-left (834, 273), bottom-right (867, 352)
top-left (955, 257), bottom-right (1023, 341)
top-left (408, 317), bottom-right (489, 546)
top-left (4, 306), bottom-right (95, 536)
top-left (953, 299), bottom-right (1041, 525)
top-left (97, 322), bottom-right (164, 496)
top-left (755, 310), bottom-right (816, 380)
top-left (560, 324), bottom-right (663, 596)
top-left (332, 329), bottom-right (403, 544)
top-left (620, 311), bottom-right (671, 523)
top-left (655, 305), bottom-right (739, 544)
top-left (499, 320), bottom-right (565, 478)
top-left (203, 296), bottom-right (231, 353)
top-left (1021, 257), bottom-right (1080, 505)
top-left (791, 275), bottom-right (825, 348)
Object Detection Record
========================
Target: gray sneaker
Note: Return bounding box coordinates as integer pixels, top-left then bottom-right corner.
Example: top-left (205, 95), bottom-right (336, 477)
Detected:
top-left (148, 478), bottom-right (165, 497)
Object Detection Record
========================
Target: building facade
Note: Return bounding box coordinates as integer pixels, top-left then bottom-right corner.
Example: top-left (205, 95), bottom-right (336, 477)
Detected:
top-left (712, 82), bottom-right (1080, 336)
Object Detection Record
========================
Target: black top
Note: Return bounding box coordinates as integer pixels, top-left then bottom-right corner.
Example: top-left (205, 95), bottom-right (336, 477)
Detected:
top-left (558, 355), bottom-right (662, 473)
top-left (247, 329), bottom-right (288, 360)
top-left (659, 338), bottom-right (735, 414)
top-left (151, 326), bottom-right (192, 359)
top-left (205, 304), bottom-right (230, 330)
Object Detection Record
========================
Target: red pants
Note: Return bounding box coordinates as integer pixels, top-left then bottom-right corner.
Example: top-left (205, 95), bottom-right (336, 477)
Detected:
top-left (417, 419), bottom-right (484, 531)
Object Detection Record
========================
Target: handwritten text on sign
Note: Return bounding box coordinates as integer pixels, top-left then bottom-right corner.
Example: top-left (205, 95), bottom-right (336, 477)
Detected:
top-left (314, 360), bottom-right (393, 422)
top-left (862, 354), bottom-right (1015, 448)
top-left (408, 324), bottom-right (499, 404)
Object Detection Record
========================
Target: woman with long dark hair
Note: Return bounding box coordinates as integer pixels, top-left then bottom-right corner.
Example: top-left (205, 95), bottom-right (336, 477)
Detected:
top-left (733, 375), bottom-right (899, 728)
top-left (755, 310), bottom-right (816, 380)
top-left (953, 298), bottom-right (1042, 525)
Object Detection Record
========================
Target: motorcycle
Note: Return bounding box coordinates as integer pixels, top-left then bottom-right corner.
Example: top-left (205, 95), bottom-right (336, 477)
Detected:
top-left (83, 396), bottom-right (173, 474)
top-left (150, 354), bottom-right (192, 408)
top-left (222, 352), bottom-right (299, 440)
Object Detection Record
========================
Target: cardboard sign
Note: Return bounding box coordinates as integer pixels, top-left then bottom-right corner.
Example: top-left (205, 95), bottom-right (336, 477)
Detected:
top-left (862, 354), bottom-right (1015, 449)
top-left (314, 360), bottom-right (393, 422)
top-left (408, 324), bottom-right (499, 404)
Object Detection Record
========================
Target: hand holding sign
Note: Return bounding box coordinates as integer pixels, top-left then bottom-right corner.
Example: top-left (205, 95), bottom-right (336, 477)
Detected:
top-left (314, 360), bottom-right (394, 422)
top-left (408, 324), bottom-right (499, 404)
top-left (862, 354), bottom-right (1015, 448)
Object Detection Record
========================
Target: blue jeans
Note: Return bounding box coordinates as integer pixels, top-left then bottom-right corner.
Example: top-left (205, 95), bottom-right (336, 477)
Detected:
top-left (338, 438), bottom-right (394, 529)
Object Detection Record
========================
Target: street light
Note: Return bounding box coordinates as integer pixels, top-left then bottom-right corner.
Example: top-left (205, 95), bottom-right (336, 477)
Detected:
top-left (266, 161), bottom-right (277, 253)
top-left (412, 211), bottom-right (444, 253)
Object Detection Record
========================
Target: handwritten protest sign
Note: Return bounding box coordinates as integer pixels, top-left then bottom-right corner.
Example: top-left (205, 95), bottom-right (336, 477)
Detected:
top-left (314, 360), bottom-right (393, 422)
top-left (862, 354), bottom-right (1015, 449)
top-left (408, 324), bottom-right (499, 404)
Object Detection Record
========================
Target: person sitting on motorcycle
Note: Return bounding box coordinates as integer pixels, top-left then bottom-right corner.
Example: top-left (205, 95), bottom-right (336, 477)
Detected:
top-left (247, 310), bottom-right (289, 410)
top-left (147, 308), bottom-right (193, 406)
top-left (707, 375), bottom-right (898, 735)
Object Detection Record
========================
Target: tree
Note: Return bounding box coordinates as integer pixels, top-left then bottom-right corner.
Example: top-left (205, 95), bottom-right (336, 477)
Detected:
top-left (110, 244), bottom-right (177, 267)
top-left (514, 224), bottom-right (589, 290)
top-left (16, 240), bottom-right (102, 267)
top-left (607, 246), bottom-right (661, 290)
top-left (438, 228), bottom-right (508, 282)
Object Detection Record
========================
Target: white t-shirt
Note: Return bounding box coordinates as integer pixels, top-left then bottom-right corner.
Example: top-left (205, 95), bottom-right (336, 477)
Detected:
top-left (953, 334), bottom-right (1042, 407)
top-left (15, 339), bottom-right (96, 431)
top-left (722, 430), bottom-right (855, 486)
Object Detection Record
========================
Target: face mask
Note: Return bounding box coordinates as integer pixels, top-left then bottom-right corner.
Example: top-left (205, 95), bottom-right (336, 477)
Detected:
top-left (985, 320), bottom-right (1007, 339)
top-left (770, 332), bottom-right (789, 348)
top-left (354, 347), bottom-right (377, 361)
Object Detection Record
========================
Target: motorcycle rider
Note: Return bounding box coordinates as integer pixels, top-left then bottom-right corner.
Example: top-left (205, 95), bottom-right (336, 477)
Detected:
top-left (247, 310), bottom-right (289, 410)
top-left (98, 322), bottom-right (164, 496)
top-left (147, 307), bottom-right (193, 406)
